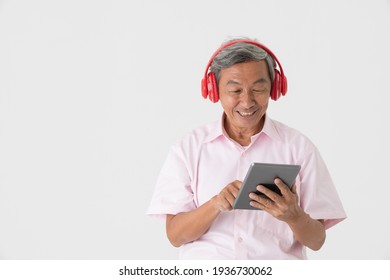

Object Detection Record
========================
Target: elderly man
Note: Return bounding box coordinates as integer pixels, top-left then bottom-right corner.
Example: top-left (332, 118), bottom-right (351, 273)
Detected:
top-left (147, 38), bottom-right (346, 259)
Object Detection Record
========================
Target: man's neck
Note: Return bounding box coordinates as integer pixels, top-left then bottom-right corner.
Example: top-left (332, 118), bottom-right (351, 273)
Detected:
top-left (223, 116), bottom-right (265, 146)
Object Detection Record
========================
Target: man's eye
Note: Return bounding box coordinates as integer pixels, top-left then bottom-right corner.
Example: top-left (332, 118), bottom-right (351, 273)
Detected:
top-left (229, 89), bottom-right (242, 94)
top-left (253, 89), bottom-right (266, 93)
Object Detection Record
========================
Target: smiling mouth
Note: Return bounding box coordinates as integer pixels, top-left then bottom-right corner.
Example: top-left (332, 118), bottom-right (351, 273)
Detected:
top-left (237, 110), bottom-right (257, 117)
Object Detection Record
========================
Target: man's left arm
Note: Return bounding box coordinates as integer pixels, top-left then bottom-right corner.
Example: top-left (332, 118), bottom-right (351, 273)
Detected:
top-left (249, 179), bottom-right (326, 250)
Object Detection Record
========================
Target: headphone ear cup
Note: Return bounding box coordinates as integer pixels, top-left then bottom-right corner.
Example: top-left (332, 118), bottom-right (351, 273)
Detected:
top-left (201, 72), bottom-right (219, 102)
top-left (271, 70), bottom-right (281, 101)
top-left (281, 75), bottom-right (288, 96)
top-left (207, 72), bottom-right (219, 103)
top-left (201, 77), bottom-right (209, 99)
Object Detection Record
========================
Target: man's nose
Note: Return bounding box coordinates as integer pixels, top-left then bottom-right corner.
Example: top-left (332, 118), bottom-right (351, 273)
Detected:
top-left (240, 90), bottom-right (255, 107)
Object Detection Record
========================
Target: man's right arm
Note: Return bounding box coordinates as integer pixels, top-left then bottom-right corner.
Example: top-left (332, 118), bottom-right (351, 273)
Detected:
top-left (165, 180), bottom-right (241, 247)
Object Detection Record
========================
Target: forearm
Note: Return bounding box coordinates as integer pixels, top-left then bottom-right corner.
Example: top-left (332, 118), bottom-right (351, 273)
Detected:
top-left (166, 196), bottom-right (221, 247)
top-left (287, 210), bottom-right (326, 251)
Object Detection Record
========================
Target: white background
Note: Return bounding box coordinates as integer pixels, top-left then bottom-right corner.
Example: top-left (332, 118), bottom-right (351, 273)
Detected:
top-left (0, 0), bottom-right (389, 260)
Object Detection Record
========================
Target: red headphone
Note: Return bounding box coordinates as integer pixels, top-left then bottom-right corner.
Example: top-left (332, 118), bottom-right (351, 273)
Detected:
top-left (201, 39), bottom-right (288, 103)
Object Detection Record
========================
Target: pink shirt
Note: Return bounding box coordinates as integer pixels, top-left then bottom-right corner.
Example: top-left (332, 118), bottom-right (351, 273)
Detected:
top-left (147, 114), bottom-right (346, 259)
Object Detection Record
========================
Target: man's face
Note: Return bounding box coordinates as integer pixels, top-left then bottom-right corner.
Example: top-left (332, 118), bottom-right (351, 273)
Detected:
top-left (218, 60), bottom-right (272, 134)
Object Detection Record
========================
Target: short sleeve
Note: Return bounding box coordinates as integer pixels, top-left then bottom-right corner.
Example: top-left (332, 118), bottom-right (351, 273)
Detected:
top-left (298, 144), bottom-right (347, 230)
top-left (146, 144), bottom-right (196, 220)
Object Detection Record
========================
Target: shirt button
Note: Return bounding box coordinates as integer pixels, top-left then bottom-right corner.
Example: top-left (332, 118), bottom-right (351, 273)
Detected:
top-left (237, 237), bottom-right (243, 243)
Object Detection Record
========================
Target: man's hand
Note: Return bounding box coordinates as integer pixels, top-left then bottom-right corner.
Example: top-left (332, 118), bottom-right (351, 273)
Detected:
top-left (211, 180), bottom-right (242, 212)
top-left (249, 178), bottom-right (301, 222)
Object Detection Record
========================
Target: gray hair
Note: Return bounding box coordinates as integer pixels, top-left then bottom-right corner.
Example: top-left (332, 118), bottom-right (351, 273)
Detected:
top-left (210, 39), bottom-right (276, 84)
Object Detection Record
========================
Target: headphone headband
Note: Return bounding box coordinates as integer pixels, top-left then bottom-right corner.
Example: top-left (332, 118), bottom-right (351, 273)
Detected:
top-left (201, 39), bottom-right (288, 102)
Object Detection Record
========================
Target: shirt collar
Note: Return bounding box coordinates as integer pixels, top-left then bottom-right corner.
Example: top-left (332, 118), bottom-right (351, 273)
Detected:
top-left (261, 113), bottom-right (281, 142)
top-left (204, 113), bottom-right (281, 144)
top-left (203, 114), bottom-right (225, 143)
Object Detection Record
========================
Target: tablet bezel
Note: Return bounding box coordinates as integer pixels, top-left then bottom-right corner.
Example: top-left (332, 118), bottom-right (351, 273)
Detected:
top-left (233, 162), bottom-right (301, 210)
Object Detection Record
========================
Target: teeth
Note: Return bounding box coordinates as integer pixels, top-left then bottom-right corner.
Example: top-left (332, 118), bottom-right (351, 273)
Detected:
top-left (239, 111), bottom-right (255, 116)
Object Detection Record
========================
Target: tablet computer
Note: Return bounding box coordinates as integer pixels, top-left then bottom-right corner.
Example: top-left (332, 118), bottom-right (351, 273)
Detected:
top-left (233, 162), bottom-right (301, 210)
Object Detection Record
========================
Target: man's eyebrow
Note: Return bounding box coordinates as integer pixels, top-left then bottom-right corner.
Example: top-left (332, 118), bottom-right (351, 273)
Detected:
top-left (226, 78), bottom-right (268, 86)
top-left (226, 80), bottom-right (241, 86)
top-left (253, 78), bottom-right (267, 84)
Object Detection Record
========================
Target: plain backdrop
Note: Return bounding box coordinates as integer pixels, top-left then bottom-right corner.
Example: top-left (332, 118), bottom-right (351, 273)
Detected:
top-left (0, 0), bottom-right (389, 260)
